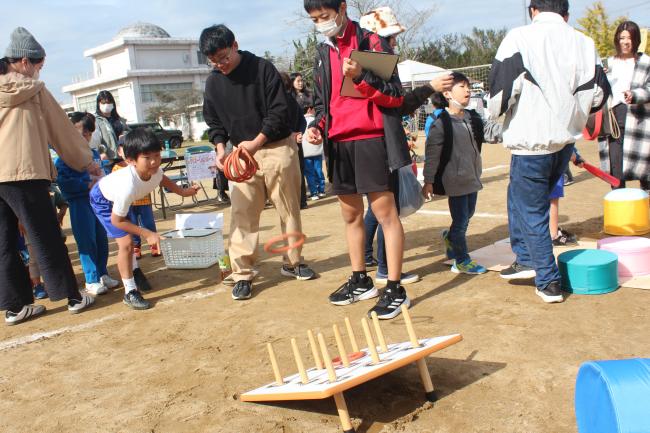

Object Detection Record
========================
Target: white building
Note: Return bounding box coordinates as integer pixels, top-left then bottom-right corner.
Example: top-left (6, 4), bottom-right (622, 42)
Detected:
top-left (63, 22), bottom-right (210, 140)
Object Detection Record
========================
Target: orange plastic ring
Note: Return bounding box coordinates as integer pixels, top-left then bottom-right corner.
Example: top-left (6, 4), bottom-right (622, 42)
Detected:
top-left (263, 232), bottom-right (306, 254)
top-left (332, 351), bottom-right (366, 367)
top-left (223, 147), bottom-right (258, 182)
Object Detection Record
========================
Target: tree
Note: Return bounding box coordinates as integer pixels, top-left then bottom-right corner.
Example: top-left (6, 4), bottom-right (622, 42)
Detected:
top-left (462, 28), bottom-right (508, 65)
top-left (577, 1), bottom-right (627, 58)
top-left (146, 88), bottom-right (203, 140)
top-left (290, 30), bottom-right (319, 85)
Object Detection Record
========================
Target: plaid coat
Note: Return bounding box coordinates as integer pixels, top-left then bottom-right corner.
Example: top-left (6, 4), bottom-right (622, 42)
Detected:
top-left (622, 53), bottom-right (650, 181)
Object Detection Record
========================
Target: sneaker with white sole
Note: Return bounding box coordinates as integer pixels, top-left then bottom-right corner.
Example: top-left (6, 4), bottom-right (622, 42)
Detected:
top-left (223, 270), bottom-right (260, 286)
top-left (85, 282), bottom-right (108, 295)
top-left (375, 271), bottom-right (420, 285)
top-left (100, 274), bottom-right (120, 289)
top-left (367, 286), bottom-right (410, 320)
top-left (280, 264), bottom-right (316, 280)
top-left (328, 276), bottom-right (378, 306)
top-left (451, 259), bottom-right (487, 275)
top-left (535, 281), bottom-right (564, 303)
top-left (68, 293), bottom-right (95, 314)
top-left (5, 304), bottom-right (46, 326)
top-left (123, 290), bottom-right (151, 310)
top-left (500, 262), bottom-right (536, 279)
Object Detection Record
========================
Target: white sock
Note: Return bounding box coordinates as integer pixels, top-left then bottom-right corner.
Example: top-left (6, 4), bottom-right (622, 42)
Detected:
top-left (123, 278), bottom-right (137, 294)
top-left (132, 253), bottom-right (139, 270)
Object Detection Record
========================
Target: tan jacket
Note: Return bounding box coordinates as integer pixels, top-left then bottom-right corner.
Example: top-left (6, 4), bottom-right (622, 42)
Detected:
top-left (0, 72), bottom-right (92, 182)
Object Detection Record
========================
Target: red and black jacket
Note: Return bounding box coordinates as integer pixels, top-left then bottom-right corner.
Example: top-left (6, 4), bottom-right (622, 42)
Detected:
top-left (310, 22), bottom-right (419, 180)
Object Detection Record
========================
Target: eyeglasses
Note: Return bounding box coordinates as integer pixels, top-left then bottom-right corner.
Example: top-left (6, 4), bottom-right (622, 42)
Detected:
top-left (208, 47), bottom-right (234, 67)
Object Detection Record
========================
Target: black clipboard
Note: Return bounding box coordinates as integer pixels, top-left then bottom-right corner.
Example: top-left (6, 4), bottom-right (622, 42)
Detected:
top-left (340, 50), bottom-right (399, 98)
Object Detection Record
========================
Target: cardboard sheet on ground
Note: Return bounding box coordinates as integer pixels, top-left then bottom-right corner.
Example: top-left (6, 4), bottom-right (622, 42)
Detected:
top-left (445, 239), bottom-right (650, 290)
top-left (340, 50), bottom-right (399, 98)
top-left (241, 334), bottom-right (462, 402)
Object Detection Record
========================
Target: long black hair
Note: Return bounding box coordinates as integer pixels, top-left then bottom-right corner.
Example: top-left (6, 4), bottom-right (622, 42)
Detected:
top-left (95, 90), bottom-right (121, 121)
top-left (0, 56), bottom-right (44, 75)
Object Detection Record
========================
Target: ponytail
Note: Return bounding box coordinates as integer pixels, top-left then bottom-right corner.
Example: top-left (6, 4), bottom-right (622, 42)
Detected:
top-left (0, 58), bottom-right (8, 75)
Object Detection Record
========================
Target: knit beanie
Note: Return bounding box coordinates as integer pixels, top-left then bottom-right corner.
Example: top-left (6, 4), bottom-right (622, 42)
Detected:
top-left (4, 27), bottom-right (45, 59)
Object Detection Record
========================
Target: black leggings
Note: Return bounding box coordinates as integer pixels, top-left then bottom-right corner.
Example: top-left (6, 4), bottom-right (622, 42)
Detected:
top-left (0, 180), bottom-right (80, 311)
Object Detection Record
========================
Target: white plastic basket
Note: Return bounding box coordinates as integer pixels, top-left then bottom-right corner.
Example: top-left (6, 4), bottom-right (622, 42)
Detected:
top-left (160, 228), bottom-right (224, 269)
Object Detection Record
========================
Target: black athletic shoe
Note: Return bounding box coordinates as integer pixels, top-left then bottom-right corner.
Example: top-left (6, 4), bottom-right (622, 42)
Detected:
top-left (535, 281), bottom-right (564, 303)
top-left (133, 268), bottom-right (152, 292)
top-left (231, 280), bottom-right (252, 300)
top-left (553, 228), bottom-right (578, 246)
top-left (500, 262), bottom-right (536, 279)
top-left (365, 257), bottom-right (379, 268)
top-left (368, 286), bottom-right (411, 320)
top-left (281, 264), bottom-right (316, 280)
top-left (328, 276), bottom-right (378, 306)
top-left (123, 290), bottom-right (151, 310)
top-left (218, 191), bottom-right (230, 204)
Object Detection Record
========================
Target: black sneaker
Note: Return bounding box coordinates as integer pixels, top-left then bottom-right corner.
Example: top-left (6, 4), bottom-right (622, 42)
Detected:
top-left (281, 264), bottom-right (316, 280)
top-left (328, 276), bottom-right (378, 306)
top-left (218, 191), bottom-right (230, 204)
top-left (231, 280), bottom-right (252, 300)
top-left (500, 262), bottom-right (536, 279)
top-left (123, 290), bottom-right (151, 310)
top-left (535, 281), bottom-right (564, 303)
top-left (365, 257), bottom-right (379, 268)
top-left (133, 268), bottom-right (152, 292)
top-left (368, 286), bottom-right (411, 320)
top-left (553, 228), bottom-right (578, 246)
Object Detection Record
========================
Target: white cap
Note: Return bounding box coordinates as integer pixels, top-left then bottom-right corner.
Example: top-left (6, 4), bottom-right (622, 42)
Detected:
top-left (359, 7), bottom-right (406, 37)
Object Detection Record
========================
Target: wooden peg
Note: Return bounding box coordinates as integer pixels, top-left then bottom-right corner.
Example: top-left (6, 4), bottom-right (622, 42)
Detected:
top-left (370, 311), bottom-right (389, 353)
top-left (361, 317), bottom-right (380, 364)
top-left (333, 392), bottom-right (354, 432)
top-left (267, 343), bottom-right (283, 386)
top-left (333, 324), bottom-right (350, 367)
top-left (344, 317), bottom-right (359, 352)
top-left (291, 338), bottom-right (309, 384)
top-left (416, 358), bottom-right (437, 402)
top-left (307, 329), bottom-right (324, 370)
top-left (401, 305), bottom-right (420, 348)
top-left (317, 333), bottom-right (337, 383)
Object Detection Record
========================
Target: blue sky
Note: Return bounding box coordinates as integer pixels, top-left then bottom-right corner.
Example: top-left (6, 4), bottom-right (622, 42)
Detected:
top-left (1, 0), bottom-right (649, 103)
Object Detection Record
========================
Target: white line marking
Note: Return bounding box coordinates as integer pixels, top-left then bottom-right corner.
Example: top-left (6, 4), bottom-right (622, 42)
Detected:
top-left (416, 210), bottom-right (508, 219)
top-left (0, 287), bottom-right (226, 352)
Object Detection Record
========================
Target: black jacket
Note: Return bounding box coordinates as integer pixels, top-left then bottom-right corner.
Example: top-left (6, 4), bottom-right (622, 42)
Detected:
top-left (310, 21), bottom-right (415, 180)
top-left (203, 51), bottom-right (292, 146)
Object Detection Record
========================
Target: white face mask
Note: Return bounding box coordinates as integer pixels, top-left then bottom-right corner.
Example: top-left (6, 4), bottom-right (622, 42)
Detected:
top-left (100, 103), bottom-right (114, 114)
top-left (316, 14), bottom-right (343, 37)
top-left (449, 97), bottom-right (467, 108)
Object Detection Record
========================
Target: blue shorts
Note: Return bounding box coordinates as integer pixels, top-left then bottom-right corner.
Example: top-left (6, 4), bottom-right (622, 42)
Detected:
top-left (90, 184), bottom-right (129, 239)
top-left (549, 177), bottom-right (564, 200)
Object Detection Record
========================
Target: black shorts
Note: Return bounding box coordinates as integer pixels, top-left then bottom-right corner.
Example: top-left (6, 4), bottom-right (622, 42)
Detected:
top-left (331, 137), bottom-right (393, 195)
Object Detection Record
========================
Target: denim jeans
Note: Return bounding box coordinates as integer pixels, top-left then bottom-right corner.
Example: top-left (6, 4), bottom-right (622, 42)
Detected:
top-left (304, 155), bottom-right (325, 196)
top-left (129, 204), bottom-right (157, 247)
top-left (448, 192), bottom-right (478, 263)
top-left (508, 144), bottom-right (574, 288)
top-left (364, 205), bottom-right (387, 274)
top-left (68, 197), bottom-right (109, 284)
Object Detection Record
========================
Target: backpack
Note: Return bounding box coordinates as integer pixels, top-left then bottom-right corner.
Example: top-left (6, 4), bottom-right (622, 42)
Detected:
top-left (431, 109), bottom-right (484, 196)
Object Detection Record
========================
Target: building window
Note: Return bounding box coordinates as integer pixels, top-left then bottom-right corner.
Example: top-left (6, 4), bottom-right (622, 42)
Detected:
top-left (195, 110), bottom-right (204, 123)
top-left (197, 50), bottom-right (207, 66)
top-left (140, 82), bottom-right (193, 103)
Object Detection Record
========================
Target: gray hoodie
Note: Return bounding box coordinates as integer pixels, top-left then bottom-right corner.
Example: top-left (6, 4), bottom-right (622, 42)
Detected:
top-left (423, 110), bottom-right (501, 197)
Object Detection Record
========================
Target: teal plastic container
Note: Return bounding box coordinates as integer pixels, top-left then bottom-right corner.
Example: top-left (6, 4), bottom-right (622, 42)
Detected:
top-left (558, 249), bottom-right (619, 294)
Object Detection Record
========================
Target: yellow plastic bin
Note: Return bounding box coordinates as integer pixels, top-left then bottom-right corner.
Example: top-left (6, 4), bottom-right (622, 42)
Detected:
top-left (603, 188), bottom-right (650, 236)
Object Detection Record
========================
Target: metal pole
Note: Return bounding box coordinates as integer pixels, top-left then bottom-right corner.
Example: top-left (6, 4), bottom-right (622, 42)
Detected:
top-left (523, 0), bottom-right (528, 25)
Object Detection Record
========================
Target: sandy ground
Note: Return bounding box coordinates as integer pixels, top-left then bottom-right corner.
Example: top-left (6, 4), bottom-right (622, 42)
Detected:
top-left (0, 140), bottom-right (649, 433)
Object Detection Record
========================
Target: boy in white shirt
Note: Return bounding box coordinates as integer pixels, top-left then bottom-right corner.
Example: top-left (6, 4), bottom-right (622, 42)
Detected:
top-left (90, 128), bottom-right (199, 309)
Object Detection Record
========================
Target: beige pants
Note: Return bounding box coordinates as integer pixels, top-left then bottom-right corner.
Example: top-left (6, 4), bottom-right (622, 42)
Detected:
top-left (228, 135), bottom-right (303, 281)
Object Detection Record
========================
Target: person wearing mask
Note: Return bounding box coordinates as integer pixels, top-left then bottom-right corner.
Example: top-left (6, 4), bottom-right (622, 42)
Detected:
top-left (0, 27), bottom-right (100, 325)
top-left (94, 90), bottom-right (127, 161)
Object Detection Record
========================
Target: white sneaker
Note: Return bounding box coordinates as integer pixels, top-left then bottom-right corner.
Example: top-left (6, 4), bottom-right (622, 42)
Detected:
top-left (310, 195), bottom-right (320, 201)
top-left (5, 304), bottom-right (46, 326)
top-left (85, 282), bottom-right (108, 295)
top-left (68, 293), bottom-right (95, 314)
top-left (100, 274), bottom-right (120, 289)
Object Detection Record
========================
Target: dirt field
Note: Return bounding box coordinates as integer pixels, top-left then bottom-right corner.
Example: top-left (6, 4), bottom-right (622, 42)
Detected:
top-left (1, 140), bottom-right (648, 433)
